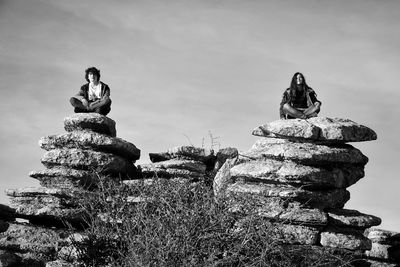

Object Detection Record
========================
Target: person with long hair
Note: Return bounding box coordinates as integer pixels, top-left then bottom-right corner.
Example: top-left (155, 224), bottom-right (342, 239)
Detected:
top-left (279, 72), bottom-right (321, 119)
top-left (70, 67), bottom-right (112, 116)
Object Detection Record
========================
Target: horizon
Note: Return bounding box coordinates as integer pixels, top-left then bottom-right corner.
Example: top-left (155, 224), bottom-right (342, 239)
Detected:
top-left (0, 0), bottom-right (399, 231)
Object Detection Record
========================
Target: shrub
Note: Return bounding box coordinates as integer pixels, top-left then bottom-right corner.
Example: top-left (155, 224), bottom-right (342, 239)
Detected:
top-left (72, 177), bottom-right (355, 266)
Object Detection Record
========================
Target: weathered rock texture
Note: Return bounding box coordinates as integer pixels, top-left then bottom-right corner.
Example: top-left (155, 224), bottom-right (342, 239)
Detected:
top-left (141, 146), bottom-right (216, 182)
top-left (1, 113), bottom-right (141, 266)
top-left (214, 117), bottom-right (400, 265)
top-left (252, 117), bottom-right (377, 144)
top-left (365, 228), bottom-right (400, 263)
top-left (8, 114), bottom-right (140, 225)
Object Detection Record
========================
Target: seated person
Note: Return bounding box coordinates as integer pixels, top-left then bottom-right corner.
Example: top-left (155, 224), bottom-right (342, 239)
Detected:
top-left (70, 67), bottom-right (112, 116)
top-left (279, 72), bottom-right (321, 119)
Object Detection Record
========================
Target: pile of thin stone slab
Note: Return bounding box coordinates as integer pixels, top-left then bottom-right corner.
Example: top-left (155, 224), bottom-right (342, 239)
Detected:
top-left (139, 146), bottom-right (216, 182)
top-left (214, 117), bottom-right (399, 266)
top-left (1, 113), bottom-right (140, 266)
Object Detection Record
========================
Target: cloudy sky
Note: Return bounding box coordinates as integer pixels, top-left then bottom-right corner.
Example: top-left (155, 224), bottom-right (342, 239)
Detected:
top-left (0, 0), bottom-right (399, 230)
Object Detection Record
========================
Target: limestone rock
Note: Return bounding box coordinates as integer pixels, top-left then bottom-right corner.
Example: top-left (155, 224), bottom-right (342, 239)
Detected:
top-left (140, 165), bottom-right (204, 180)
top-left (244, 139), bottom-right (368, 166)
top-left (276, 208), bottom-right (328, 226)
top-left (360, 259), bottom-right (399, 267)
top-left (252, 117), bottom-right (377, 143)
top-left (365, 228), bottom-right (400, 245)
top-left (365, 243), bottom-right (400, 262)
top-left (150, 146), bottom-right (215, 163)
top-left (213, 158), bottom-right (237, 200)
top-left (320, 226), bottom-right (372, 250)
top-left (233, 202), bottom-right (328, 226)
top-left (5, 187), bottom-right (86, 226)
top-left (230, 159), bottom-right (364, 189)
top-left (30, 167), bottom-right (99, 189)
top-left (41, 149), bottom-right (136, 177)
top-left (214, 147), bottom-right (239, 171)
top-left (64, 113), bottom-right (116, 137)
top-left (143, 159), bottom-right (206, 173)
top-left (226, 182), bottom-right (350, 209)
top-left (0, 223), bottom-right (67, 266)
top-left (40, 131), bottom-right (140, 161)
top-left (235, 218), bottom-right (320, 245)
top-left (271, 223), bottom-right (320, 245)
top-left (327, 209), bottom-right (381, 229)
top-left (46, 260), bottom-right (75, 267)
top-left (5, 187), bottom-right (75, 198)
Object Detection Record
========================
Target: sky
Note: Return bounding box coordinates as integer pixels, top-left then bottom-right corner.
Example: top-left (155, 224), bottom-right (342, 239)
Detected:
top-left (0, 0), bottom-right (399, 230)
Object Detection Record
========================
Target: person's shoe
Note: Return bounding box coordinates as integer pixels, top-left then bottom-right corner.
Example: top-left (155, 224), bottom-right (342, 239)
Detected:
top-left (70, 97), bottom-right (86, 109)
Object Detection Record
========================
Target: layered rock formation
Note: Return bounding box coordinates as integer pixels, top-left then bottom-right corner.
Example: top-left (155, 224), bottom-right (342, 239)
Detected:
top-left (1, 113), bottom-right (140, 266)
top-left (214, 117), bottom-right (399, 265)
top-left (140, 146), bottom-right (216, 181)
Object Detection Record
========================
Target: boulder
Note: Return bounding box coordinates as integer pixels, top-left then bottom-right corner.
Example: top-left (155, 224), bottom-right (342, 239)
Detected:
top-left (320, 226), bottom-right (372, 251)
top-left (226, 182), bottom-right (350, 209)
top-left (243, 139), bottom-right (368, 166)
top-left (230, 159), bottom-right (364, 189)
top-left (41, 149), bottom-right (137, 178)
top-left (327, 209), bottom-right (381, 229)
top-left (252, 117), bottom-right (377, 143)
top-left (39, 131), bottom-right (140, 161)
top-left (64, 113), bottom-right (116, 137)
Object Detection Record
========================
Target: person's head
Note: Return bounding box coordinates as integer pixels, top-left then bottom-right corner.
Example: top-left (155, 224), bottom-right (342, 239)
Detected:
top-left (290, 72), bottom-right (308, 90)
top-left (85, 67), bottom-right (101, 83)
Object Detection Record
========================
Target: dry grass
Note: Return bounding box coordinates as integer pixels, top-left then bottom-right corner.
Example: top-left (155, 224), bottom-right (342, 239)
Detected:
top-left (72, 177), bottom-right (356, 267)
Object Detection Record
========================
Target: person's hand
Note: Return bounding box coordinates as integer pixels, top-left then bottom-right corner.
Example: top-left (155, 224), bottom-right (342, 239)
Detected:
top-left (81, 99), bottom-right (89, 108)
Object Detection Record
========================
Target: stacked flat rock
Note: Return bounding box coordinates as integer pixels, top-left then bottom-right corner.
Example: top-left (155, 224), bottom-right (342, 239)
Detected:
top-left (139, 146), bottom-right (216, 181)
top-left (6, 113), bottom-right (140, 227)
top-left (364, 228), bottom-right (400, 265)
top-left (214, 117), bottom-right (381, 250)
top-left (0, 221), bottom-right (79, 266)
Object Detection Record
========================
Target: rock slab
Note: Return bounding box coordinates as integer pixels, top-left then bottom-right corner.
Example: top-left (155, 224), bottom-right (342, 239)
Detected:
top-left (252, 117), bottom-right (377, 143)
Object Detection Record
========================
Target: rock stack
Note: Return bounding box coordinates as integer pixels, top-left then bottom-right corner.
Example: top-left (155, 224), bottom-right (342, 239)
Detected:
top-left (1, 113), bottom-right (140, 266)
top-left (139, 146), bottom-right (216, 182)
top-left (214, 117), bottom-right (399, 265)
top-left (135, 146), bottom-right (238, 185)
top-left (5, 113), bottom-right (140, 227)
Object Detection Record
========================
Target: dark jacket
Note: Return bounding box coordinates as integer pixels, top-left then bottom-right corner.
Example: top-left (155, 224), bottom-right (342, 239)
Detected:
top-left (76, 82), bottom-right (111, 102)
top-left (279, 87), bottom-right (321, 119)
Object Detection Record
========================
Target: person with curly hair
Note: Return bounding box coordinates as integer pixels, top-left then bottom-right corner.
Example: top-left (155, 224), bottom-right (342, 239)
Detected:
top-left (279, 72), bottom-right (321, 119)
top-left (70, 67), bottom-right (112, 116)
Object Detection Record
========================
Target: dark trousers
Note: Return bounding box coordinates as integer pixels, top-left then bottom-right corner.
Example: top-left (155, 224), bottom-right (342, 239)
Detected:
top-left (71, 97), bottom-right (112, 116)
